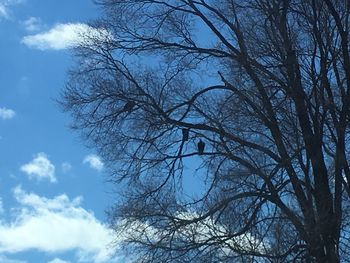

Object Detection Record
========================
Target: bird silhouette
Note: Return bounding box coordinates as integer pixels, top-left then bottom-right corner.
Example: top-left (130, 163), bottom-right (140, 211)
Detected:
top-left (197, 139), bottom-right (205, 155)
top-left (122, 100), bottom-right (135, 113)
top-left (182, 128), bottom-right (189, 141)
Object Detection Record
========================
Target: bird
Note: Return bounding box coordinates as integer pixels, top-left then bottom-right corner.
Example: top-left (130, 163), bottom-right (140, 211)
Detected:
top-left (197, 139), bottom-right (205, 155)
top-left (182, 128), bottom-right (189, 141)
top-left (122, 100), bottom-right (135, 113)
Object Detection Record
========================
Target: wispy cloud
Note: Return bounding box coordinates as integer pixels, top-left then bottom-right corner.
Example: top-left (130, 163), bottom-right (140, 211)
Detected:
top-left (0, 4), bottom-right (7, 18)
top-left (61, 162), bottom-right (72, 174)
top-left (22, 16), bottom-right (42, 32)
top-left (22, 23), bottom-right (112, 50)
top-left (0, 187), bottom-right (116, 263)
top-left (20, 152), bottom-right (56, 182)
top-left (83, 154), bottom-right (104, 171)
top-left (0, 0), bottom-right (25, 19)
top-left (0, 107), bottom-right (15, 120)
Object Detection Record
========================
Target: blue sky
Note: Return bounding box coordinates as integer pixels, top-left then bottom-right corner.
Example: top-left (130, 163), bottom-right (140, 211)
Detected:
top-left (0, 1), bottom-right (121, 262)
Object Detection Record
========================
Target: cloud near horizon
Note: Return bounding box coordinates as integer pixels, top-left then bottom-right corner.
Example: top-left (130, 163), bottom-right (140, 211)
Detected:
top-left (0, 186), bottom-right (117, 263)
top-left (22, 23), bottom-right (112, 50)
top-left (20, 152), bottom-right (56, 182)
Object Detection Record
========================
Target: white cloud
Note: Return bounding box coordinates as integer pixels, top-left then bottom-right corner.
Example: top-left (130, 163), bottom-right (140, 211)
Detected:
top-left (47, 258), bottom-right (71, 263)
top-left (0, 186), bottom-right (116, 263)
top-left (22, 23), bottom-right (112, 50)
top-left (0, 107), bottom-right (15, 120)
top-left (83, 154), bottom-right (104, 171)
top-left (20, 152), bottom-right (56, 182)
top-left (23, 16), bottom-right (42, 32)
top-left (61, 162), bottom-right (72, 174)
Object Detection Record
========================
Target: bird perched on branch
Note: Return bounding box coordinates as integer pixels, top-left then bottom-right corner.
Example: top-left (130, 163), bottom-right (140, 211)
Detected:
top-left (122, 100), bottom-right (135, 113)
top-left (182, 128), bottom-right (189, 141)
top-left (197, 139), bottom-right (205, 155)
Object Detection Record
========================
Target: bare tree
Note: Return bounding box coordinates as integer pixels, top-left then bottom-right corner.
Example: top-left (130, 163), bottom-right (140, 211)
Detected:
top-left (61, 0), bottom-right (350, 262)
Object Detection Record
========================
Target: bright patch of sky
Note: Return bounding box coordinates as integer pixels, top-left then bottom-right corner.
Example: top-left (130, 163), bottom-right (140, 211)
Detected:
top-left (0, 0), bottom-right (121, 262)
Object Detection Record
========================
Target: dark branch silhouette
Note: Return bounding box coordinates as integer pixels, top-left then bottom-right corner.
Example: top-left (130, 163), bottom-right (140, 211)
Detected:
top-left (61, 1), bottom-right (350, 262)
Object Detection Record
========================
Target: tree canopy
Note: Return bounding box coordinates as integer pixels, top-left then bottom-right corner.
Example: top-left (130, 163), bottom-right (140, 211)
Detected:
top-left (62, 0), bottom-right (350, 262)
